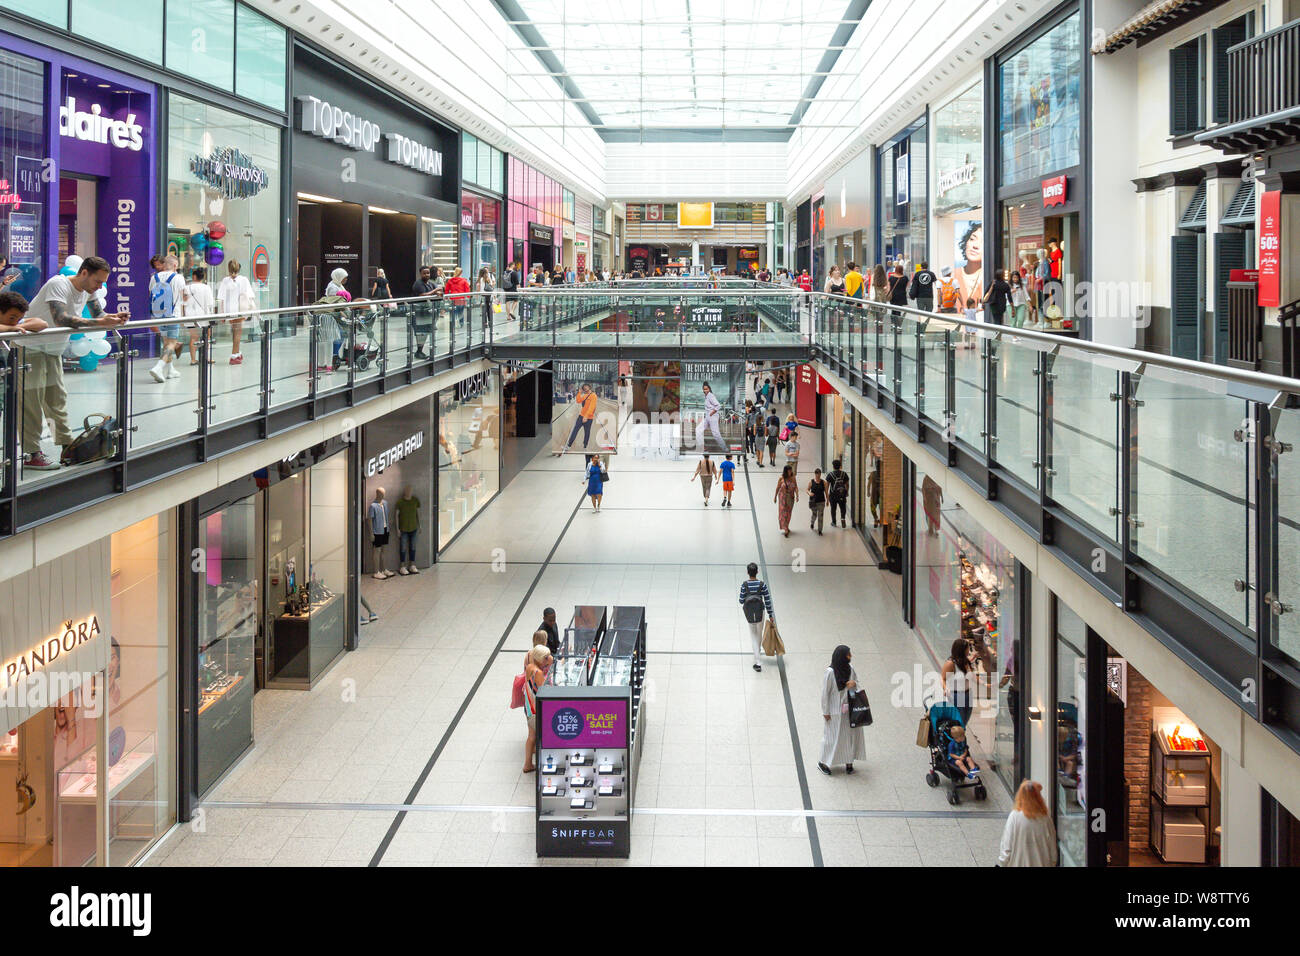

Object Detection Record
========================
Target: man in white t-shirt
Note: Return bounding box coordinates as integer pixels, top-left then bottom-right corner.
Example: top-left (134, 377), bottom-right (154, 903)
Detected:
top-left (21, 256), bottom-right (128, 471)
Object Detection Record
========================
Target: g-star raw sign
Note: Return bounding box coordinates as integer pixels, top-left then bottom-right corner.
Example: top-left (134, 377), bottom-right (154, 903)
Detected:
top-left (2, 616), bottom-right (101, 690)
top-left (59, 96), bottom-right (144, 151)
top-left (1042, 175), bottom-right (1067, 208)
top-left (365, 430), bottom-right (424, 476)
top-left (297, 95), bottom-right (443, 176)
top-left (190, 145), bottom-right (269, 199)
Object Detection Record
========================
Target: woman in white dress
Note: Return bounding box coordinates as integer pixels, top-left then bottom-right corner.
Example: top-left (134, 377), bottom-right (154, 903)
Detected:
top-left (819, 644), bottom-right (866, 775)
top-left (216, 259), bottom-right (256, 365)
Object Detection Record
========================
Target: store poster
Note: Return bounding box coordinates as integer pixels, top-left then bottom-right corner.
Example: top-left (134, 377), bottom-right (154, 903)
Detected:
top-left (7, 211), bottom-right (37, 265)
top-left (953, 219), bottom-right (983, 310)
top-left (630, 360), bottom-right (680, 419)
top-left (679, 361), bottom-right (743, 454)
top-left (541, 698), bottom-right (628, 748)
top-left (795, 364), bottom-right (819, 427)
top-left (552, 360), bottom-right (620, 455)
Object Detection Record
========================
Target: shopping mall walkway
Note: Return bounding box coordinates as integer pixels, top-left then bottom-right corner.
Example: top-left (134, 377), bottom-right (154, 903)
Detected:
top-left (145, 390), bottom-right (1010, 867)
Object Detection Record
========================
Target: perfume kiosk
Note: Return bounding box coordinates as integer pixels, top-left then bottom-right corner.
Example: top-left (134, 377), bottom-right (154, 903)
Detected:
top-left (535, 605), bottom-right (646, 858)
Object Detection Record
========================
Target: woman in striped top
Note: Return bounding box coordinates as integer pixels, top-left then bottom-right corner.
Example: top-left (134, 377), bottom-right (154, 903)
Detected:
top-left (739, 563), bottom-right (775, 672)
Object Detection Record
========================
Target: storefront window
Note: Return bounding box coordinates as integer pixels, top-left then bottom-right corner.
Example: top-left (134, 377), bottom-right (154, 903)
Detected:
top-left (438, 371), bottom-right (501, 550)
top-left (914, 464), bottom-right (1021, 796)
top-left (0, 523), bottom-right (174, 866)
top-left (166, 0), bottom-right (235, 90)
top-left (461, 191), bottom-right (501, 280)
top-left (507, 157), bottom-right (562, 272)
top-left (999, 11), bottom-right (1082, 186)
top-left (1055, 598), bottom-right (1088, 867)
top-left (107, 514), bottom-right (177, 865)
top-left (0, 49), bottom-right (48, 302)
top-left (72, 0), bottom-right (163, 63)
top-left (197, 495), bottom-right (256, 794)
top-left (933, 81), bottom-right (984, 305)
top-left (307, 455), bottom-right (348, 680)
top-left (235, 4), bottom-right (287, 110)
top-left (167, 94), bottom-right (282, 328)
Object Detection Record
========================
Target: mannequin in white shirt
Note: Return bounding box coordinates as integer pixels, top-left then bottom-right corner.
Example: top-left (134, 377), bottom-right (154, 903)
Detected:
top-left (216, 259), bottom-right (255, 365)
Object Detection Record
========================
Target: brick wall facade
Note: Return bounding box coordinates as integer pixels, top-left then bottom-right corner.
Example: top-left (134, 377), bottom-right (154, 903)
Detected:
top-left (1123, 667), bottom-right (1155, 850)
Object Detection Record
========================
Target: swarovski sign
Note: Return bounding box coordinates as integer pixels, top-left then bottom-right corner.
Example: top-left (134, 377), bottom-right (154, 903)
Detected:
top-left (297, 95), bottom-right (442, 176)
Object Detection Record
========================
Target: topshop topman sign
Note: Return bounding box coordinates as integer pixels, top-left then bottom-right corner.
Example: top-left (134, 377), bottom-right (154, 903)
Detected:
top-left (297, 95), bottom-right (443, 176)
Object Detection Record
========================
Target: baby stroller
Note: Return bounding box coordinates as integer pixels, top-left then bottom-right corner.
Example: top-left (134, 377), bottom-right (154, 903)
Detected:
top-left (923, 699), bottom-right (987, 805)
top-left (334, 307), bottom-right (382, 371)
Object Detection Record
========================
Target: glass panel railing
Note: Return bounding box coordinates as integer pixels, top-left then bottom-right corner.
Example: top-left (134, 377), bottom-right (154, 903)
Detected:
top-left (315, 311), bottom-right (349, 394)
top-left (899, 316), bottom-right (922, 410)
top-left (269, 310), bottom-right (312, 409)
top-left (128, 328), bottom-right (200, 451)
top-left (350, 304), bottom-right (385, 385)
top-left (991, 334), bottom-right (1042, 489)
top-left (1046, 349), bottom-right (1124, 541)
top-left (210, 316), bottom-right (265, 426)
top-left (953, 327), bottom-right (985, 449)
top-left (920, 321), bottom-right (950, 427)
top-left (1274, 406), bottom-right (1300, 663)
top-left (17, 331), bottom-right (124, 480)
top-left (1130, 366), bottom-right (1253, 630)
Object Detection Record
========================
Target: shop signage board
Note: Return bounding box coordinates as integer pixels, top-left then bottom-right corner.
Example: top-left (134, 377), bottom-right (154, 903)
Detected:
top-left (937, 159), bottom-right (978, 197)
top-left (795, 364), bottom-right (819, 426)
top-left (1042, 175), bottom-right (1067, 208)
top-left (1258, 190), bottom-right (1281, 307)
top-left (297, 94), bottom-right (443, 176)
top-left (1229, 269), bottom-right (1259, 283)
top-left (529, 222), bottom-right (554, 244)
top-left (896, 154), bottom-right (910, 206)
top-left (365, 430), bottom-right (424, 477)
top-left (189, 145), bottom-right (269, 199)
top-left (8, 211), bottom-right (38, 265)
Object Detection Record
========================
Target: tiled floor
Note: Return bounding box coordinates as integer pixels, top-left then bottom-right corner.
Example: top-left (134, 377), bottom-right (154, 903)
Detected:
top-left (145, 385), bottom-right (1011, 868)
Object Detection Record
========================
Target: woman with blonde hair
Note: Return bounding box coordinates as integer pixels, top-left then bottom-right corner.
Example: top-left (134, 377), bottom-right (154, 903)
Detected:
top-left (997, 780), bottom-right (1057, 866)
top-left (522, 643), bottom-right (553, 773)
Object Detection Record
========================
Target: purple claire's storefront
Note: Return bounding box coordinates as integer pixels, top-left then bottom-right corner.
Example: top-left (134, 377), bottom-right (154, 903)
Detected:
top-left (0, 33), bottom-right (157, 320)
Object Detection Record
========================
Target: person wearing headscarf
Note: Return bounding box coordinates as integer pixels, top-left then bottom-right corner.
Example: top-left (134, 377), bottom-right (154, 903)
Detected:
top-left (321, 268), bottom-right (351, 371)
top-left (819, 644), bottom-right (866, 775)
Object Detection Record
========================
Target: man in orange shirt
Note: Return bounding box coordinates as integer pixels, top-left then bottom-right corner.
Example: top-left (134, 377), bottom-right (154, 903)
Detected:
top-left (561, 382), bottom-right (599, 453)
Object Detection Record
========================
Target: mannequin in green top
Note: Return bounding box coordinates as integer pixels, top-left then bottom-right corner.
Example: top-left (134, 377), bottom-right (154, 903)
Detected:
top-left (395, 485), bottom-right (421, 575)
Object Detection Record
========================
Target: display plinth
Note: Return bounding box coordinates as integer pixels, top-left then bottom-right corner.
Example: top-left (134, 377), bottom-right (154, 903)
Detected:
top-left (536, 605), bottom-right (646, 859)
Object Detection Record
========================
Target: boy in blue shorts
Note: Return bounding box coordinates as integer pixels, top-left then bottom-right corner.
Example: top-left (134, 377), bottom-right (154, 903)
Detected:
top-left (719, 454), bottom-right (736, 508)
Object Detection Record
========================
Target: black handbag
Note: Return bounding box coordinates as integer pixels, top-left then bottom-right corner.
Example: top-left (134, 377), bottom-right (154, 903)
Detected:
top-left (60, 413), bottom-right (118, 466)
top-left (848, 689), bottom-right (873, 728)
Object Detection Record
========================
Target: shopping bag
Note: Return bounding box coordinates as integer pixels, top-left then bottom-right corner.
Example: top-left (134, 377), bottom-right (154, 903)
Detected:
top-left (916, 715), bottom-right (931, 747)
top-left (848, 689), bottom-right (873, 728)
top-left (510, 673), bottom-right (526, 709)
top-left (762, 619), bottom-right (786, 657)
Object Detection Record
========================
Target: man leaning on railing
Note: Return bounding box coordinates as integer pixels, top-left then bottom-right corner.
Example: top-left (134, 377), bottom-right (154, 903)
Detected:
top-left (11, 256), bottom-right (128, 472)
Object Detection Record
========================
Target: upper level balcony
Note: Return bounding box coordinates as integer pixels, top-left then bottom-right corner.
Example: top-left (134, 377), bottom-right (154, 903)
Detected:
top-left (1197, 17), bottom-right (1300, 153)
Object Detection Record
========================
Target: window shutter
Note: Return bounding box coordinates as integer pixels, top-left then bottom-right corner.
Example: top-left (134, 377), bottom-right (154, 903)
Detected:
top-left (1170, 235), bottom-right (1202, 359)
top-left (1213, 232), bottom-right (1247, 365)
top-left (1169, 41), bottom-right (1203, 136)
top-left (1213, 18), bottom-right (1250, 125)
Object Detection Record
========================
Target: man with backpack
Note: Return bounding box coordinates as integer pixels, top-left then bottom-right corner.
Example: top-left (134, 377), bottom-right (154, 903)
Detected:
top-left (909, 260), bottom-right (938, 313)
top-left (826, 458), bottom-right (850, 528)
top-left (937, 267), bottom-right (960, 313)
top-left (501, 260), bottom-right (521, 325)
top-left (738, 562), bottom-right (774, 673)
top-left (147, 254), bottom-right (186, 383)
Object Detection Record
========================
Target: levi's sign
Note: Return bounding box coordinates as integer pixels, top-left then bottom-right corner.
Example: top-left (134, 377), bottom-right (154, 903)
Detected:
top-left (1042, 175), bottom-right (1067, 207)
top-left (297, 95), bottom-right (442, 176)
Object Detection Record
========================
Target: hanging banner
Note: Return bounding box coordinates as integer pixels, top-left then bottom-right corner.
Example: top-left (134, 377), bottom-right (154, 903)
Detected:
top-left (1259, 190), bottom-right (1281, 308)
top-left (678, 361), bottom-right (744, 455)
top-left (552, 361), bottom-right (620, 456)
top-left (795, 364), bottom-right (819, 427)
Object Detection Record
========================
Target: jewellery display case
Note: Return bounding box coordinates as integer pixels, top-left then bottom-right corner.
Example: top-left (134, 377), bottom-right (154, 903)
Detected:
top-left (56, 731), bottom-right (158, 867)
top-left (536, 605), bottom-right (646, 859)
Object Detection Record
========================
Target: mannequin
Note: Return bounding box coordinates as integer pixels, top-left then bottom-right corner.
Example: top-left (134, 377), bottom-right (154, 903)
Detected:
top-left (368, 487), bottom-right (394, 579)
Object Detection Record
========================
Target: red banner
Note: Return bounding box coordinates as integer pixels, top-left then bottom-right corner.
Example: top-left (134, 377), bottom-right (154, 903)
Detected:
top-left (795, 364), bottom-right (819, 426)
top-left (1259, 190), bottom-right (1281, 307)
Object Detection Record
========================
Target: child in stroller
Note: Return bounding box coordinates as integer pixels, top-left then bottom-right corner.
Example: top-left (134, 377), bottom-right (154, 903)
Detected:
top-left (333, 303), bottom-right (381, 371)
top-left (923, 700), bottom-right (987, 804)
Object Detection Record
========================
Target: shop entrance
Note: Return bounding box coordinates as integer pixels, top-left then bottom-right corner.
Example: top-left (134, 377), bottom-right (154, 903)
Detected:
top-left (367, 209), bottom-right (417, 298)
top-left (296, 198), bottom-right (363, 302)
top-left (1041, 211), bottom-right (1080, 325)
top-left (529, 239), bottom-right (553, 273)
top-left (192, 447), bottom-right (353, 797)
top-left (58, 175), bottom-right (98, 263)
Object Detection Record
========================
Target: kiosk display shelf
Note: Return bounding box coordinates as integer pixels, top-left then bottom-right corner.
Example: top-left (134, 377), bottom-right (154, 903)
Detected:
top-left (536, 605), bottom-right (646, 859)
top-left (1147, 708), bottom-right (1212, 863)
